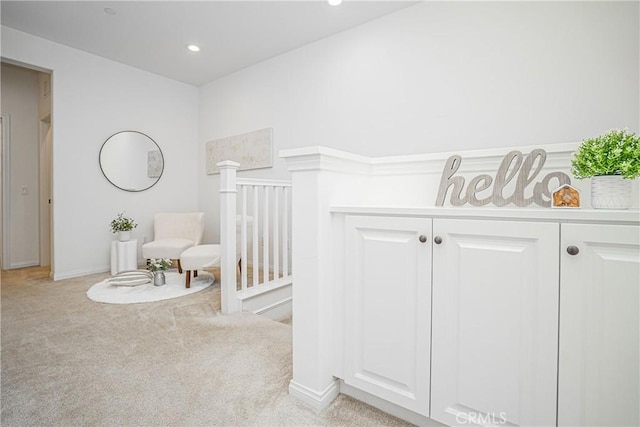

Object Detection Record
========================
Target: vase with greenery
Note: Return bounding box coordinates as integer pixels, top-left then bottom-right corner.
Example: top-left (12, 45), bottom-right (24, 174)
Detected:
top-left (148, 258), bottom-right (172, 272)
top-left (148, 258), bottom-right (172, 286)
top-left (110, 212), bottom-right (138, 241)
top-left (571, 129), bottom-right (639, 209)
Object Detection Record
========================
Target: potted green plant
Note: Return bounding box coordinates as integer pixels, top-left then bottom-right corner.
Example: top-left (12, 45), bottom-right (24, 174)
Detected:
top-left (148, 258), bottom-right (172, 286)
top-left (110, 212), bottom-right (138, 241)
top-left (571, 129), bottom-right (640, 209)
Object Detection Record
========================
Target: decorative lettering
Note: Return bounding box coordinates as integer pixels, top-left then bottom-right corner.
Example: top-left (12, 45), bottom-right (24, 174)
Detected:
top-left (435, 155), bottom-right (466, 206)
top-left (492, 151), bottom-right (522, 206)
top-left (435, 149), bottom-right (571, 207)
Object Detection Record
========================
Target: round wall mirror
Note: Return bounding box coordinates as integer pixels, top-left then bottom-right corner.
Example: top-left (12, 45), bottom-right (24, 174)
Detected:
top-left (99, 131), bottom-right (164, 192)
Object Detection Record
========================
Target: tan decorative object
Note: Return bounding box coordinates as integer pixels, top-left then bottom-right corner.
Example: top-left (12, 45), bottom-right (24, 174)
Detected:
top-left (206, 128), bottom-right (273, 174)
top-left (552, 184), bottom-right (580, 208)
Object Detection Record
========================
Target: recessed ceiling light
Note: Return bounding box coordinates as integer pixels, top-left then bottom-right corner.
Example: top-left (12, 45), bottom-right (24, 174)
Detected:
top-left (186, 44), bottom-right (201, 52)
top-left (103, 7), bottom-right (116, 15)
top-left (327, 0), bottom-right (342, 5)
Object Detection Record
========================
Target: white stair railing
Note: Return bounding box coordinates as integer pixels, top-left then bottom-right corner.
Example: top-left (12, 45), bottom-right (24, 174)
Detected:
top-left (218, 161), bottom-right (292, 315)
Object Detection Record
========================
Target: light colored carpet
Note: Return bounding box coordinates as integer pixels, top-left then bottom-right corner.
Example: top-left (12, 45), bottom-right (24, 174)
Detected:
top-left (87, 270), bottom-right (214, 304)
top-left (1, 266), bottom-right (412, 427)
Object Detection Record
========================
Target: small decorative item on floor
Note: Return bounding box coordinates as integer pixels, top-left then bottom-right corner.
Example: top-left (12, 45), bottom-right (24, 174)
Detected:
top-left (552, 184), bottom-right (580, 208)
top-left (153, 271), bottom-right (166, 286)
top-left (571, 129), bottom-right (639, 209)
top-left (148, 258), bottom-right (172, 286)
top-left (110, 212), bottom-right (138, 241)
top-left (105, 270), bottom-right (153, 287)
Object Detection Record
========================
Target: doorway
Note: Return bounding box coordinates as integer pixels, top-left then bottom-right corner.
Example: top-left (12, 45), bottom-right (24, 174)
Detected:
top-left (1, 62), bottom-right (53, 273)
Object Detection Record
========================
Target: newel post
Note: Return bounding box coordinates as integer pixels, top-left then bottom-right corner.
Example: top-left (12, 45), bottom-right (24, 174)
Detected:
top-left (218, 160), bottom-right (241, 314)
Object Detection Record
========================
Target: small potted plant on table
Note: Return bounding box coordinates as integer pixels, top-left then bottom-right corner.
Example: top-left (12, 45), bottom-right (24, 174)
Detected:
top-left (110, 212), bottom-right (138, 241)
top-left (571, 129), bottom-right (639, 209)
top-left (148, 258), bottom-right (172, 286)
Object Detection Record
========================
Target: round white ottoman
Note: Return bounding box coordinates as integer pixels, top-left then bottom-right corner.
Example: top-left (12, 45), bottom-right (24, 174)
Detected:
top-left (179, 244), bottom-right (221, 288)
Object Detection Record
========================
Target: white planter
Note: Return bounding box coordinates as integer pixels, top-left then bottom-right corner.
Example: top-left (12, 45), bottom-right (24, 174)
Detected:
top-left (590, 175), bottom-right (632, 209)
top-left (118, 230), bottom-right (132, 241)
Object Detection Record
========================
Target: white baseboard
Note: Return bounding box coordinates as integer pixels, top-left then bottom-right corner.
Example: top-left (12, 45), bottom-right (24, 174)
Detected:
top-left (53, 265), bottom-right (109, 281)
top-left (289, 379), bottom-right (340, 412)
top-left (253, 297), bottom-right (292, 321)
top-left (237, 277), bottom-right (292, 300)
top-left (339, 381), bottom-right (444, 427)
top-left (240, 281), bottom-right (291, 316)
top-left (8, 259), bottom-right (39, 269)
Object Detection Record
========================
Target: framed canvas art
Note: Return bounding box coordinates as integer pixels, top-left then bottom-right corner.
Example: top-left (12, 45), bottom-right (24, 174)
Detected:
top-left (206, 128), bottom-right (273, 174)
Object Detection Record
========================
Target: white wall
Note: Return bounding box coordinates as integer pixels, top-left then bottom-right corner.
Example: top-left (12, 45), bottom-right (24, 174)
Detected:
top-left (198, 1), bottom-right (639, 243)
top-left (1, 27), bottom-right (199, 279)
top-left (1, 63), bottom-right (40, 268)
top-left (2, 2), bottom-right (637, 275)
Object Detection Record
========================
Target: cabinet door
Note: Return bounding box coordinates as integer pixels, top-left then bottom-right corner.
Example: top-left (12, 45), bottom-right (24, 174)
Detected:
top-left (344, 215), bottom-right (431, 416)
top-left (431, 219), bottom-right (559, 427)
top-left (559, 223), bottom-right (640, 427)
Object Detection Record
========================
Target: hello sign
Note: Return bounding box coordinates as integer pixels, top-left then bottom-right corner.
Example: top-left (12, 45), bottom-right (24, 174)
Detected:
top-left (435, 149), bottom-right (571, 207)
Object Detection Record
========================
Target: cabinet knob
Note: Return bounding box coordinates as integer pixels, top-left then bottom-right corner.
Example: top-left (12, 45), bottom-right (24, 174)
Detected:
top-left (434, 236), bottom-right (443, 245)
top-left (567, 245), bottom-right (579, 256)
top-left (419, 235), bottom-right (427, 243)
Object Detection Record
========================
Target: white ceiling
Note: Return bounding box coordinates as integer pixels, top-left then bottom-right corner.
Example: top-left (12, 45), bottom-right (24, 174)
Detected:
top-left (1, 1), bottom-right (417, 86)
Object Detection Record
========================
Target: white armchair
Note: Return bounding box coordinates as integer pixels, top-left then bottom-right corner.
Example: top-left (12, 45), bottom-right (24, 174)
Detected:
top-left (179, 215), bottom-right (253, 287)
top-left (141, 212), bottom-right (205, 273)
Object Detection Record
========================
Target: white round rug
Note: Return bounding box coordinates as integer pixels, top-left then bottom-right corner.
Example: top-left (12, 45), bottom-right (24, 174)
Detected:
top-left (87, 271), bottom-right (214, 304)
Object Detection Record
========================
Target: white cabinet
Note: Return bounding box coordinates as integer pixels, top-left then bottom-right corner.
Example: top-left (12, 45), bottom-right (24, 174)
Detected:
top-left (430, 219), bottom-right (560, 427)
top-left (558, 224), bottom-right (640, 427)
top-left (342, 213), bottom-right (639, 427)
top-left (344, 215), bottom-right (432, 416)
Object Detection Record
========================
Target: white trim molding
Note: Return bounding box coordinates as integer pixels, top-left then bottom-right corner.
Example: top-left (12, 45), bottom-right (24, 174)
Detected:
top-left (280, 142), bottom-right (579, 176)
top-left (289, 379), bottom-right (340, 412)
top-left (280, 142), bottom-right (632, 211)
top-left (53, 265), bottom-right (110, 281)
top-left (1, 114), bottom-right (11, 270)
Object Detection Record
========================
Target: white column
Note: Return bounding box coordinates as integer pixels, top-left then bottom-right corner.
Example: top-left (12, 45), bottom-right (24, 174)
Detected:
top-left (218, 160), bottom-right (241, 314)
top-left (288, 169), bottom-right (339, 410)
top-left (280, 147), bottom-right (369, 411)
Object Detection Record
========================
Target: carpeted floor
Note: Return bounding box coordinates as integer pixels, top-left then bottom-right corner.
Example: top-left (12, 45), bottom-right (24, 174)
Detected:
top-left (1, 266), bottom-right (411, 426)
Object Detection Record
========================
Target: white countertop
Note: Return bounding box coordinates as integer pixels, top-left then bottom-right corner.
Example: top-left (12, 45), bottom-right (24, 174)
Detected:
top-left (330, 205), bottom-right (640, 225)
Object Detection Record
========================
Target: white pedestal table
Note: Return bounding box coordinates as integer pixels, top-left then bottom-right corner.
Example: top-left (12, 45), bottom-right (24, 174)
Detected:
top-left (110, 239), bottom-right (138, 275)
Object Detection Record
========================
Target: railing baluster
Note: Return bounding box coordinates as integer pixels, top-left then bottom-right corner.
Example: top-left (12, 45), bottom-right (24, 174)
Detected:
top-left (263, 186), bottom-right (270, 284)
top-left (283, 186), bottom-right (289, 278)
top-left (273, 186), bottom-right (280, 279)
top-left (253, 185), bottom-right (259, 288)
top-left (241, 185), bottom-right (248, 292)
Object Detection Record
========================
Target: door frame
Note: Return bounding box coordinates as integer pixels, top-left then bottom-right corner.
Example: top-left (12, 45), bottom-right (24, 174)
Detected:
top-left (1, 114), bottom-right (11, 270)
top-left (38, 115), bottom-right (52, 267)
top-left (1, 61), bottom-right (54, 272)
